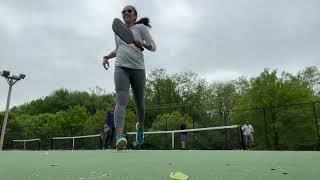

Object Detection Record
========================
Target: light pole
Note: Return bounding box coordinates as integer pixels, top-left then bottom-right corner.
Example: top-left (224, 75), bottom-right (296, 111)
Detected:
top-left (0, 70), bottom-right (26, 150)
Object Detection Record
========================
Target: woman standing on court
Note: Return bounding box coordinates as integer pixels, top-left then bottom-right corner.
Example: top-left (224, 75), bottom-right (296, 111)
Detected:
top-left (102, 5), bottom-right (156, 150)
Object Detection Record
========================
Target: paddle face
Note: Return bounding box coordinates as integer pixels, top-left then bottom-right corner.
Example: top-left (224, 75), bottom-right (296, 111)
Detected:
top-left (112, 18), bottom-right (134, 44)
top-left (104, 18), bottom-right (144, 71)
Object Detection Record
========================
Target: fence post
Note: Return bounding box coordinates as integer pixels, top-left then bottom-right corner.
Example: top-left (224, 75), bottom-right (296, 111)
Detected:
top-left (263, 108), bottom-right (269, 149)
top-left (223, 110), bottom-right (229, 149)
top-left (312, 102), bottom-right (320, 148)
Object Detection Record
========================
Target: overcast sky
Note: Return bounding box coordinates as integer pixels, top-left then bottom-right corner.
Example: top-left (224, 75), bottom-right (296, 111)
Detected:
top-left (1, 0), bottom-right (320, 111)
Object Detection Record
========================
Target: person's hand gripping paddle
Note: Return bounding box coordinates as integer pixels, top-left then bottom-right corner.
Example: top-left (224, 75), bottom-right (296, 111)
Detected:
top-left (103, 18), bottom-right (144, 70)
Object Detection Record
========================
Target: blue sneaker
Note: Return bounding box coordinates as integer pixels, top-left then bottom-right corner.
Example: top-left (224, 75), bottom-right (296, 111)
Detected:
top-left (136, 123), bottom-right (144, 145)
top-left (116, 134), bottom-right (127, 150)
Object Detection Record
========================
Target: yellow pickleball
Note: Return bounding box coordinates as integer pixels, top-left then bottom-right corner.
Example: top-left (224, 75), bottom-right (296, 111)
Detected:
top-left (170, 171), bottom-right (188, 180)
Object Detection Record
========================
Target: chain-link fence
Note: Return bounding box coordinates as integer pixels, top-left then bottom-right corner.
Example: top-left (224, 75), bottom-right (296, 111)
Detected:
top-left (3, 101), bottom-right (319, 151)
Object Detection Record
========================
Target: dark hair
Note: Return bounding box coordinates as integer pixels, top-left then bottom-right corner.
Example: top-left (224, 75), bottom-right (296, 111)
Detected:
top-left (128, 6), bottom-right (152, 28)
top-left (136, 17), bottom-right (152, 28)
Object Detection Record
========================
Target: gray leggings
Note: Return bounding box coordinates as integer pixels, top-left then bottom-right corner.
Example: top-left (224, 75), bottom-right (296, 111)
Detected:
top-left (114, 66), bottom-right (146, 128)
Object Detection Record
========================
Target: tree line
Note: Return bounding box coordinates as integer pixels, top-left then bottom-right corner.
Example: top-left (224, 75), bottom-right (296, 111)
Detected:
top-left (1, 66), bottom-right (320, 150)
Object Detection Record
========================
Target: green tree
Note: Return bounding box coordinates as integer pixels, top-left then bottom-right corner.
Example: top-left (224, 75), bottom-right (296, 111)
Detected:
top-left (232, 68), bottom-right (318, 150)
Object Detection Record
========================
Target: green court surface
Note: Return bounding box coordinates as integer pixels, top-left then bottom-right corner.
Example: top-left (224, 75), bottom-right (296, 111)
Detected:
top-left (0, 150), bottom-right (319, 180)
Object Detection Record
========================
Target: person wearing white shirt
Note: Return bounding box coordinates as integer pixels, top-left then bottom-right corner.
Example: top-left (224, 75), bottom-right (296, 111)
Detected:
top-left (241, 121), bottom-right (254, 149)
top-left (103, 5), bottom-right (156, 150)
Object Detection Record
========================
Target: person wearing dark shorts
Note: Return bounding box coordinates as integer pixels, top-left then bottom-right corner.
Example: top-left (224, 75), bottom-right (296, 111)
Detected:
top-left (102, 102), bottom-right (116, 149)
top-left (180, 122), bottom-right (188, 149)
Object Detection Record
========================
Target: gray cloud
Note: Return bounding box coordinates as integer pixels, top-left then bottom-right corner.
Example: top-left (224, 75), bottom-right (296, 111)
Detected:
top-left (1, 0), bottom-right (320, 110)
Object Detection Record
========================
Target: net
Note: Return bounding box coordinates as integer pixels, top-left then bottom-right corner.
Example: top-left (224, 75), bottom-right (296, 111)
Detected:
top-left (50, 125), bottom-right (243, 150)
top-left (126, 125), bottom-right (243, 150)
top-left (13, 138), bottom-right (41, 150)
top-left (51, 134), bottom-right (102, 150)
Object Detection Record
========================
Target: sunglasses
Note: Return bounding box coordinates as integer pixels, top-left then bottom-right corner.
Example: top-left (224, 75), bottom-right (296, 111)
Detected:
top-left (122, 9), bottom-right (133, 14)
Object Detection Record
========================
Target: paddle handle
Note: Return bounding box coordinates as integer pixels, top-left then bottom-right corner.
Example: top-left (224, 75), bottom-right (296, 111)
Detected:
top-left (134, 41), bottom-right (144, 51)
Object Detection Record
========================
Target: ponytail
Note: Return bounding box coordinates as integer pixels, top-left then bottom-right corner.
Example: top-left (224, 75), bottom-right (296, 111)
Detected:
top-left (136, 17), bottom-right (152, 28)
top-left (128, 5), bottom-right (152, 28)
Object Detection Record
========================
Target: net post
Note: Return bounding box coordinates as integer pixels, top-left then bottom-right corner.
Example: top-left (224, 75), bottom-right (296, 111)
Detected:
top-left (171, 132), bottom-right (175, 149)
top-left (51, 138), bottom-right (53, 150)
top-left (23, 141), bottom-right (26, 150)
top-left (38, 139), bottom-right (41, 150)
top-left (100, 134), bottom-right (103, 149)
top-left (238, 125), bottom-right (244, 150)
top-left (72, 138), bottom-right (75, 150)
